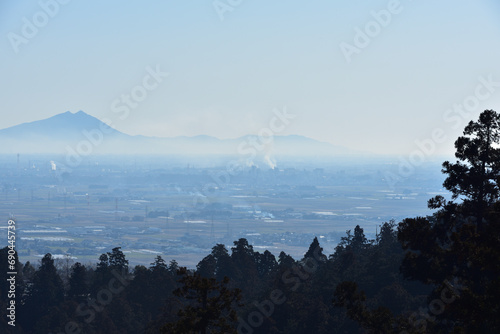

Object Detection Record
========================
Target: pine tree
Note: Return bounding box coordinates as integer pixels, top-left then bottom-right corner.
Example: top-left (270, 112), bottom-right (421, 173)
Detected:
top-left (303, 237), bottom-right (327, 262)
top-left (68, 262), bottom-right (89, 302)
top-left (435, 109), bottom-right (500, 226)
top-left (108, 247), bottom-right (129, 273)
top-left (22, 254), bottom-right (64, 331)
top-left (398, 110), bottom-right (500, 332)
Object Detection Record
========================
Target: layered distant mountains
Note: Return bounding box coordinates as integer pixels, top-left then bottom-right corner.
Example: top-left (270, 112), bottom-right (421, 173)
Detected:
top-left (0, 111), bottom-right (361, 157)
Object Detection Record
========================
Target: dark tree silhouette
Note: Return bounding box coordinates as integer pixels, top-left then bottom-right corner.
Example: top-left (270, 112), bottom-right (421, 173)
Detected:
top-left (22, 260), bottom-right (35, 281)
top-left (168, 259), bottom-right (179, 276)
top-left (303, 236), bottom-right (327, 262)
top-left (161, 267), bottom-right (242, 334)
top-left (255, 249), bottom-right (278, 278)
top-left (333, 281), bottom-right (394, 334)
top-left (398, 110), bottom-right (500, 333)
top-left (436, 109), bottom-right (500, 225)
top-left (333, 110), bottom-right (500, 333)
top-left (278, 251), bottom-right (296, 268)
top-left (197, 254), bottom-right (217, 279)
top-left (151, 255), bottom-right (168, 272)
top-left (22, 254), bottom-right (64, 331)
top-left (108, 246), bottom-right (129, 273)
top-left (68, 262), bottom-right (89, 302)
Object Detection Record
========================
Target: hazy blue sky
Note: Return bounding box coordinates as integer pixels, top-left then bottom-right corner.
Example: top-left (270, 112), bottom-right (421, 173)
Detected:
top-left (1, 0), bottom-right (500, 155)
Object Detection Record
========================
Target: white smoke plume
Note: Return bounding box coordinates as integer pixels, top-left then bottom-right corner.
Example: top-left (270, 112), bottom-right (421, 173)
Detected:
top-left (264, 154), bottom-right (276, 169)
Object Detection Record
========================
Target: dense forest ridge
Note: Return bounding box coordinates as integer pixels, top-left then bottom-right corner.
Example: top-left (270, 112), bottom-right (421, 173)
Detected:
top-left (1, 109), bottom-right (500, 333)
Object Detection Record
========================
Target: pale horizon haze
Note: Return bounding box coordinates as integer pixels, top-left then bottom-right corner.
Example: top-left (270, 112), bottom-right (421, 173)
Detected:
top-left (1, 0), bottom-right (500, 155)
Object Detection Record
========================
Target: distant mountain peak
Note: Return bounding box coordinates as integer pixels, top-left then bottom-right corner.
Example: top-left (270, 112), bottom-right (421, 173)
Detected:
top-left (56, 110), bottom-right (80, 116)
top-left (0, 110), bottom-right (122, 140)
top-left (0, 111), bottom-right (365, 156)
top-left (56, 110), bottom-right (91, 119)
